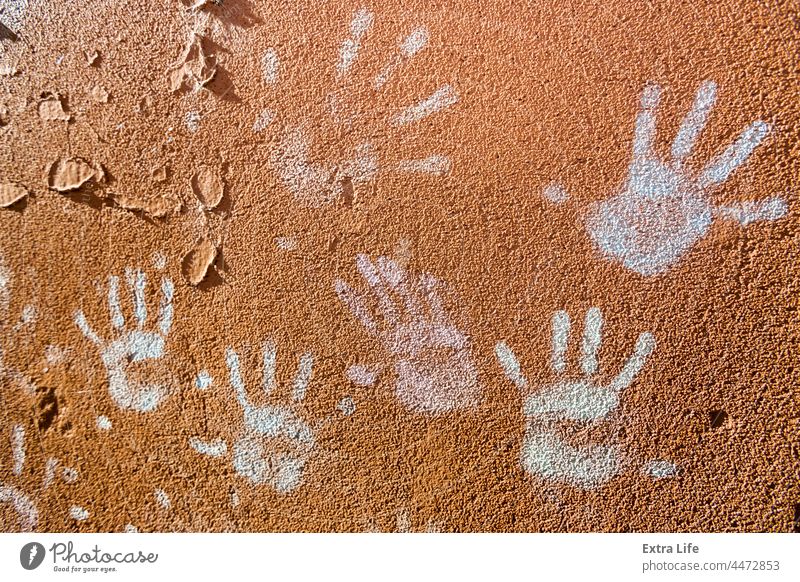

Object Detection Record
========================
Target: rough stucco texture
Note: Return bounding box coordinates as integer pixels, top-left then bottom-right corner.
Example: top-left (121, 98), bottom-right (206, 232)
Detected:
top-left (0, 0), bottom-right (798, 532)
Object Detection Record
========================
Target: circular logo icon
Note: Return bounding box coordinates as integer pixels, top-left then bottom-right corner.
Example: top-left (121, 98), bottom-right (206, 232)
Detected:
top-left (20, 542), bottom-right (46, 570)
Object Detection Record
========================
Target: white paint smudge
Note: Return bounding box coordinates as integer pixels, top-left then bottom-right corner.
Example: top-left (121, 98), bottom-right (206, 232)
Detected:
top-left (252, 109), bottom-right (275, 133)
top-left (154, 488), bottom-right (171, 509)
top-left (11, 424), bottom-right (24, 476)
top-left (69, 505), bottom-right (89, 521)
top-left (45, 345), bottom-right (68, 364)
top-left (230, 488), bottom-right (240, 508)
top-left (195, 370), bottom-right (213, 390)
top-left (645, 460), bottom-right (678, 479)
top-left (346, 363), bottom-right (379, 386)
top-left (43, 458), bottom-right (58, 489)
top-left (495, 342), bottom-right (527, 389)
top-left (543, 182), bottom-right (569, 204)
top-left (185, 111), bottom-right (201, 133)
top-left (96, 415), bottom-right (112, 430)
top-left (61, 467), bottom-right (78, 483)
top-left (151, 252), bottom-right (167, 271)
top-left (715, 197), bottom-right (787, 226)
top-left (391, 85), bottom-right (458, 126)
top-left (275, 237), bottom-right (297, 251)
top-left (374, 26), bottom-right (428, 89)
top-left (397, 155), bottom-right (451, 176)
top-left (261, 49), bottom-right (279, 84)
top-left (189, 437), bottom-right (228, 457)
top-left (337, 396), bottom-right (356, 416)
top-left (1, 0), bottom-right (28, 32)
top-left (0, 484), bottom-right (37, 530)
top-left (337, 8), bottom-right (374, 75)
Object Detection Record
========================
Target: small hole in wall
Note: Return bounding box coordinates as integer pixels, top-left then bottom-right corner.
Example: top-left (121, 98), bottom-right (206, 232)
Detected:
top-left (793, 504), bottom-right (800, 533)
top-left (709, 410), bottom-right (728, 429)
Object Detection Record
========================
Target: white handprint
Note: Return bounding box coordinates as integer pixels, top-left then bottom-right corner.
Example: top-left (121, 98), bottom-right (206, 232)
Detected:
top-left (189, 340), bottom-right (318, 493)
top-left (586, 80), bottom-right (787, 276)
top-left (335, 254), bottom-right (481, 414)
top-left (261, 8), bottom-right (458, 207)
top-left (73, 267), bottom-right (175, 412)
top-left (495, 308), bottom-right (655, 489)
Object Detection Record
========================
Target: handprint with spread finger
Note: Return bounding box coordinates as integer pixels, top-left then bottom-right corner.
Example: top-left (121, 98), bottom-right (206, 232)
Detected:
top-left (336, 254), bottom-right (481, 414)
top-left (496, 308), bottom-right (655, 489)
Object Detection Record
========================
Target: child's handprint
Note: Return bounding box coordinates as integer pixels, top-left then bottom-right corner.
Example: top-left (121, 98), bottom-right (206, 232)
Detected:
top-left (336, 254), bottom-right (481, 414)
top-left (74, 267), bottom-right (175, 412)
top-left (496, 308), bottom-right (654, 489)
top-left (586, 80), bottom-right (786, 276)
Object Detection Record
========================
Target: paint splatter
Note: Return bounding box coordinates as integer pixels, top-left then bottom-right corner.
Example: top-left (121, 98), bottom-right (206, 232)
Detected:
top-left (337, 396), bottom-right (356, 416)
top-left (542, 182), bottom-right (569, 204)
top-left (154, 488), bottom-right (171, 509)
top-left (69, 505), bottom-right (89, 521)
top-left (96, 415), bottom-right (112, 430)
top-left (391, 85), bottom-right (459, 126)
top-left (195, 370), bottom-right (213, 389)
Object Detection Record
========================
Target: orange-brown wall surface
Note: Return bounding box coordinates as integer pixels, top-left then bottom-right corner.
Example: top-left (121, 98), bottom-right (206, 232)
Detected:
top-left (0, 0), bottom-right (798, 532)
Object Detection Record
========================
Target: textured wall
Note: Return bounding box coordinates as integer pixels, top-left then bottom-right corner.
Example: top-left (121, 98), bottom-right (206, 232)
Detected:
top-left (0, 0), bottom-right (798, 532)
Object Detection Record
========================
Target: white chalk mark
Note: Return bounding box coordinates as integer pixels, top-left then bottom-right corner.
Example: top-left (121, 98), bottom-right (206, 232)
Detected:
top-left (195, 370), bottom-right (213, 390)
top-left (397, 155), bottom-right (451, 176)
top-left (335, 280), bottom-right (378, 336)
top-left (671, 80), bottom-right (716, 161)
top-left (158, 278), bottom-right (174, 336)
top-left (585, 80), bottom-right (783, 276)
top-left (292, 353), bottom-right (313, 402)
top-left (252, 109), bottom-right (275, 133)
top-left (580, 307), bottom-right (603, 376)
top-left (521, 431), bottom-right (620, 490)
top-left (69, 505), bottom-right (89, 521)
top-left (391, 85), bottom-right (458, 126)
top-left (151, 252), bottom-right (167, 271)
top-left (230, 489), bottom-right (240, 508)
top-left (495, 342), bottom-right (527, 390)
top-left (43, 458), bottom-right (58, 489)
top-left (337, 396), bottom-right (356, 416)
top-left (0, 484), bottom-right (37, 530)
top-left (126, 268), bottom-right (147, 328)
top-left (374, 26), bottom-right (428, 89)
top-left (11, 424), bottom-right (25, 476)
top-left (645, 460), bottom-right (678, 479)
top-left (716, 197), bottom-right (787, 225)
top-left (275, 237), bottom-right (297, 251)
top-left (346, 364), bottom-right (379, 386)
top-left (337, 8), bottom-right (374, 75)
top-left (96, 415), bottom-right (112, 430)
top-left (61, 467), bottom-right (78, 483)
top-left (608, 332), bottom-right (655, 392)
top-left (698, 121), bottom-right (770, 189)
top-left (261, 48), bottom-right (279, 84)
top-left (154, 488), bottom-right (171, 509)
top-left (45, 345), bottom-right (68, 364)
top-left (185, 110), bottom-right (201, 133)
top-left (551, 311), bottom-right (570, 375)
top-left (261, 339), bottom-right (277, 395)
top-left (190, 437), bottom-right (228, 457)
top-left (108, 275), bottom-right (124, 329)
top-left (542, 182), bottom-right (569, 204)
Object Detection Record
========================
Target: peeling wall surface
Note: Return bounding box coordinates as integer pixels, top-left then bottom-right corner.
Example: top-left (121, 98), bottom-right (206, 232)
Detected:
top-left (0, 0), bottom-right (798, 532)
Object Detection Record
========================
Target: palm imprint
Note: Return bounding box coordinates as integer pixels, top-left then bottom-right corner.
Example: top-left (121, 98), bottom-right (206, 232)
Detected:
top-left (74, 267), bottom-right (175, 412)
top-left (336, 254), bottom-right (480, 414)
top-left (190, 340), bottom-right (318, 493)
top-left (587, 80), bottom-right (786, 276)
top-left (496, 308), bottom-right (655, 489)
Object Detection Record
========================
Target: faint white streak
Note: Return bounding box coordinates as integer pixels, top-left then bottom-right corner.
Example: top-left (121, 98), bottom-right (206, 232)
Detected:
top-left (275, 237), bottom-right (297, 251)
top-left (151, 252), bottom-right (167, 271)
top-left (11, 425), bottom-right (24, 476)
top-left (671, 80), bottom-right (716, 161)
top-left (608, 332), bottom-right (656, 392)
top-left (69, 505), bottom-right (89, 521)
top-left (43, 458), bottom-right (58, 489)
top-left (292, 353), bottom-right (313, 402)
top-left (542, 182), bottom-right (569, 204)
top-left (494, 342), bottom-right (527, 390)
top-left (45, 345), bottom-right (68, 364)
top-left (551, 311), bottom-right (570, 375)
top-left (580, 307), bottom-right (603, 376)
top-left (108, 275), bottom-right (124, 329)
top-left (391, 85), bottom-right (458, 126)
top-left (716, 197), bottom-right (787, 226)
top-left (126, 268), bottom-right (147, 328)
top-left (61, 467), bottom-right (78, 483)
top-left (346, 363), bottom-right (379, 386)
top-left (261, 48), bottom-right (279, 84)
top-left (252, 109), bottom-right (275, 133)
top-left (698, 121), bottom-right (770, 189)
top-left (74, 311), bottom-right (103, 345)
top-left (645, 460), bottom-right (678, 479)
top-left (158, 278), bottom-right (174, 336)
top-left (337, 396), bottom-right (356, 416)
top-left (337, 8), bottom-right (374, 75)
top-left (374, 26), bottom-right (428, 89)
top-left (154, 488), bottom-right (171, 509)
top-left (397, 155), bottom-right (451, 176)
top-left (189, 437), bottom-right (228, 458)
top-left (96, 415), bottom-right (112, 430)
top-left (0, 484), bottom-right (37, 530)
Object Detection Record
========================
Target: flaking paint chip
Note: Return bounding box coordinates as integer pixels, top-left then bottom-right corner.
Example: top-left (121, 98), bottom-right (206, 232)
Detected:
top-left (192, 165), bottom-right (224, 209)
top-left (182, 238), bottom-right (217, 285)
top-left (113, 191), bottom-right (182, 218)
top-left (0, 182), bottom-right (28, 207)
top-left (168, 33), bottom-right (217, 92)
top-left (38, 93), bottom-right (71, 121)
top-left (90, 85), bottom-right (109, 103)
top-left (48, 157), bottom-right (104, 192)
